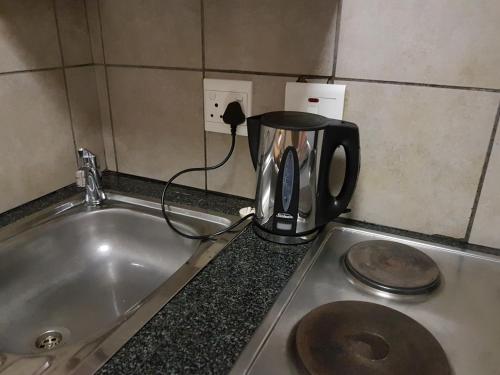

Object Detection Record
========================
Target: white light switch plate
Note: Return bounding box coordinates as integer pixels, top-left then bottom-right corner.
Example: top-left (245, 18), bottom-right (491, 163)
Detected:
top-left (204, 78), bottom-right (252, 136)
top-left (285, 82), bottom-right (346, 120)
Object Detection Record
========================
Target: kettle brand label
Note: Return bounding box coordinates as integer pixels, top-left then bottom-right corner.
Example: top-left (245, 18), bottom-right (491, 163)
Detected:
top-left (276, 212), bottom-right (294, 220)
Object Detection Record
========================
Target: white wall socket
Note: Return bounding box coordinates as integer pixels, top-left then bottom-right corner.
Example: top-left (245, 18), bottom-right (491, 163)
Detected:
top-left (203, 78), bottom-right (252, 136)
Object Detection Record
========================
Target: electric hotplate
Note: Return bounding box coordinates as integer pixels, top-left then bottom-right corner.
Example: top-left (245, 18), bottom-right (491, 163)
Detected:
top-left (344, 240), bottom-right (441, 294)
top-left (230, 224), bottom-right (500, 375)
top-left (295, 301), bottom-right (450, 375)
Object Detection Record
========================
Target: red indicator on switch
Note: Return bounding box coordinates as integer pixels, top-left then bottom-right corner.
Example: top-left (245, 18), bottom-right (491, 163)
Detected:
top-left (308, 98), bottom-right (319, 103)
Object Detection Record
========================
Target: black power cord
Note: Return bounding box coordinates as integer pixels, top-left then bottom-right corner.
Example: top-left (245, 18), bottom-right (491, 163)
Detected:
top-left (161, 101), bottom-right (254, 240)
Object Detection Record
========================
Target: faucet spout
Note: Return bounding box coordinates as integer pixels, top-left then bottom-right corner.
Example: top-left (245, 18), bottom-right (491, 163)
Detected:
top-left (77, 148), bottom-right (106, 206)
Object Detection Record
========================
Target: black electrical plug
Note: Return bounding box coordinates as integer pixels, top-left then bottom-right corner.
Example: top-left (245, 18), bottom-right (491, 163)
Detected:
top-left (161, 99), bottom-right (254, 240)
top-left (222, 101), bottom-right (246, 136)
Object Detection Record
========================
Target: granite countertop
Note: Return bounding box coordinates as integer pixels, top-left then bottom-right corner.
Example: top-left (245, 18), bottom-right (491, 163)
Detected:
top-left (0, 172), bottom-right (311, 374)
top-left (98, 173), bottom-right (311, 375)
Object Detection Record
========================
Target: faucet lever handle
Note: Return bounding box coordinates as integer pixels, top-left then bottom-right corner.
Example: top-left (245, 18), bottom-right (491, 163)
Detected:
top-left (77, 148), bottom-right (98, 169)
top-left (76, 148), bottom-right (106, 205)
top-left (75, 170), bottom-right (86, 187)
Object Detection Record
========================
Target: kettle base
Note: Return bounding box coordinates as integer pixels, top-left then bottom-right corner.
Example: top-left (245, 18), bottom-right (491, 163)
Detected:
top-left (253, 225), bottom-right (318, 245)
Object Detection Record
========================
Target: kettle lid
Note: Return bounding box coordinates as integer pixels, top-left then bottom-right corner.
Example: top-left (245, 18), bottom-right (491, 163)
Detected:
top-left (259, 111), bottom-right (331, 130)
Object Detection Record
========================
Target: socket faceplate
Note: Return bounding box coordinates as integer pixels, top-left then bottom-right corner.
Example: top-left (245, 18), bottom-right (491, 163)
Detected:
top-left (203, 78), bottom-right (252, 136)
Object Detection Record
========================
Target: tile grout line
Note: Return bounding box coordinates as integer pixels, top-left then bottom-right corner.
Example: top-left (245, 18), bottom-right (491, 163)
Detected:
top-left (96, 0), bottom-right (120, 172)
top-left (335, 77), bottom-right (500, 93)
top-left (91, 64), bottom-right (500, 93)
top-left (331, 0), bottom-right (343, 79)
top-left (201, 0), bottom-right (208, 192)
top-left (465, 101), bottom-right (500, 242)
top-left (84, 0), bottom-right (108, 169)
top-left (81, 2), bottom-right (109, 172)
top-left (205, 68), bottom-right (329, 79)
top-left (52, 0), bottom-right (79, 168)
top-left (83, 0), bottom-right (95, 64)
top-left (97, 63), bottom-right (330, 79)
top-left (0, 64), bottom-right (93, 76)
top-left (0, 64), bottom-right (497, 95)
top-left (102, 63), bottom-right (203, 72)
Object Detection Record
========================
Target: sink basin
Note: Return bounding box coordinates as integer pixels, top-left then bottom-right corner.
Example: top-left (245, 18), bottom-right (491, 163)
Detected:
top-left (0, 192), bottom-right (242, 374)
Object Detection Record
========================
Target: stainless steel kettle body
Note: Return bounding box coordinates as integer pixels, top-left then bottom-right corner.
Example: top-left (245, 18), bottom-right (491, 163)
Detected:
top-left (247, 111), bottom-right (360, 244)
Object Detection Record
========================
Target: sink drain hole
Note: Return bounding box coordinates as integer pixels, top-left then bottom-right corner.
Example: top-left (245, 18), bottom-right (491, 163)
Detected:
top-left (35, 331), bottom-right (63, 350)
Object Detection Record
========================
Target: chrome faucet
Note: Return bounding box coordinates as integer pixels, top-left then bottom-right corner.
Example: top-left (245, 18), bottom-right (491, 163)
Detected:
top-left (76, 148), bottom-right (106, 206)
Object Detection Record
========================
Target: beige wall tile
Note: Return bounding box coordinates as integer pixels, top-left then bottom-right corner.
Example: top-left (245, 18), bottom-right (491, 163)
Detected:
top-left (336, 0), bottom-right (500, 89)
top-left (206, 133), bottom-right (255, 199)
top-left (55, 0), bottom-right (93, 66)
top-left (470, 111), bottom-right (500, 248)
top-left (84, 0), bottom-right (104, 64)
top-left (100, 0), bottom-right (202, 68)
top-left (0, 70), bottom-right (75, 213)
top-left (108, 67), bottom-right (204, 188)
top-left (204, 72), bottom-right (292, 197)
top-left (0, 0), bottom-right (61, 72)
top-left (204, 0), bottom-right (338, 75)
top-left (65, 66), bottom-right (105, 167)
top-left (336, 80), bottom-right (500, 238)
top-left (95, 66), bottom-right (117, 170)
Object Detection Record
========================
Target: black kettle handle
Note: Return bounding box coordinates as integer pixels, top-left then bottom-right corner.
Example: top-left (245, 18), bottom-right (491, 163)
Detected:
top-left (317, 120), bottom-right (360, 225)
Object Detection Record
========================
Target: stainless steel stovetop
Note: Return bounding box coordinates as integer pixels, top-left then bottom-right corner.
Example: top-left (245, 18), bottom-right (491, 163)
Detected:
top-left (231, 224), bottom-right (500, 375)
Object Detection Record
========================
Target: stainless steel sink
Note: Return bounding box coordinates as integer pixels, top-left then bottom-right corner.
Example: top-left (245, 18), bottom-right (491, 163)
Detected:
top-left (0, 192), bottom-right (243, 374)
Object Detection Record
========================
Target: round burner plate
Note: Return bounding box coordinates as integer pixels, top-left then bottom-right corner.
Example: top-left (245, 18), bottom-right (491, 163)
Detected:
top-left (295, 301), bottom-right (451, 375)
top-left (344, 240), bottom-right (440, 295)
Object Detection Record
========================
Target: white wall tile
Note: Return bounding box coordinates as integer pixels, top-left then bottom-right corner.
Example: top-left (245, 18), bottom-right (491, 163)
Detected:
top-left (336, 0), bottom-right (500, 89)
top-left (204, 0), bottom-right (338, 75)
top-left (336, 80), bottom-right (500, 238)
top-left (0, 0), bottom-right (61, 72)
top-left (108, 67), bottom-right (204, 188)
top-left (100, 0), bottom-right (202, 68)
top-left (55, 0), bottom-right (93, 65)
top-left (94, 66), bottom-right (117, 171)
top-left (84, 0), bottom-right (104, 64)
top-left (65, 66), bottom-right (105, 167)
top-left (470, 111), bottom-right (500, 248)
top-left (0, 70), bottom-right (75, 213)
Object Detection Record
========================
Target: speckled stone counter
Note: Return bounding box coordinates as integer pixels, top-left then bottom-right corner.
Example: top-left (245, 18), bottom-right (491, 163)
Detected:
top-left (102, 172), bottom-right (252, 217)
top-left (97, 174), bottom-right (311, 375)
top-left (97, 225), bottom-right (309, 375)
top-left (0, 185), bottom-right (80, 230)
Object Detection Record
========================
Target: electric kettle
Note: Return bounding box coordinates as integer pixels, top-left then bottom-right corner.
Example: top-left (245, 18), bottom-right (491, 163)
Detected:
top-left (247, 111), bottom-right (360, 244)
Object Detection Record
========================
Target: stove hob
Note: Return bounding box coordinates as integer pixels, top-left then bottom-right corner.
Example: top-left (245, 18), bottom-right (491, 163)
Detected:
top-left (344, 240), bottom-right (441, 295)
top-left (295, 301), bottom-right (451, 375)
top-left (230, 225), bottom-right (500, 375)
